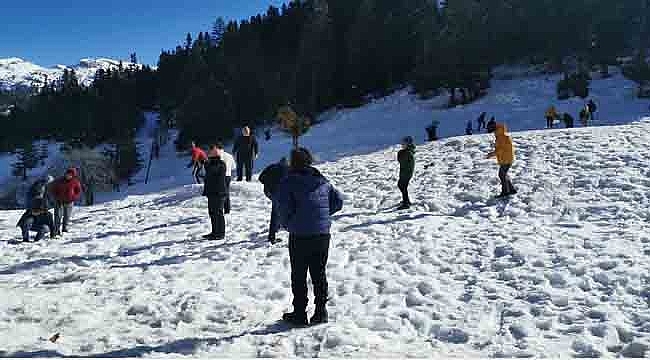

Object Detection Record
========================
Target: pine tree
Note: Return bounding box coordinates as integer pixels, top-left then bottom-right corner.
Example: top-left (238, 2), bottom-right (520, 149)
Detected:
top-left (130, 52), bottom-right (138, 64)
top-left (212, 17), bottom-right (226, 46)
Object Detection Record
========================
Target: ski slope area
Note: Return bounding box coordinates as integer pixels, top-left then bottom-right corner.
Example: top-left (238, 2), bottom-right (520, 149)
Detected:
top-left (2, 119), bottom-right (650, 357)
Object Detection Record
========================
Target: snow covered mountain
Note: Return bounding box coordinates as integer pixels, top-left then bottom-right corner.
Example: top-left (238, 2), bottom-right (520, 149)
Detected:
top-left (0, 57), bottom-right (143, 91)
top-left (1, 67), bottom-right (650, 357)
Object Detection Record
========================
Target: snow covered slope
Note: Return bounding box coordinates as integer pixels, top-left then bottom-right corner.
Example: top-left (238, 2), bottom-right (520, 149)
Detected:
top-left (0, 57), bottom-right (143, 91)
top-left (2, 119), bottom-right (650, 357)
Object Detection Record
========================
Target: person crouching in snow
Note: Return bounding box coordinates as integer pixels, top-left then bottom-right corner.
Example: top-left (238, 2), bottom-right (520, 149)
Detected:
top-left (273, 148), bottom-right (343, 326)
top-left (16, 198), bottom-right (55, 242)
top-left (487, 124), bottom-right (517, 198)
top-left (397, 136), bottom-right (415, 210)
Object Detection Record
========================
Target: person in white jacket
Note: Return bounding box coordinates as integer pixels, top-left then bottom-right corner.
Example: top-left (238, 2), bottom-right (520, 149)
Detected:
top-left (217, 143), bottom-right (237, 214)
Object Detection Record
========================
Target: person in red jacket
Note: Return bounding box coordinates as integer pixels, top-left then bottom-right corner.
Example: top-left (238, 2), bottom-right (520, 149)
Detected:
top-left (189, 142), bottom-right (208, 184)
top-left (49, 167), bottom-right (82, 236)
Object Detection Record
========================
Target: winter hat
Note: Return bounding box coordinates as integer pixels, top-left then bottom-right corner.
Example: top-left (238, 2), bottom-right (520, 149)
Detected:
top-left (402, 136), bottom-right (414, 145)
top-left (290, 148), bottom-right (313, 169)
top-left (65, 167), bottom-right (77, 177)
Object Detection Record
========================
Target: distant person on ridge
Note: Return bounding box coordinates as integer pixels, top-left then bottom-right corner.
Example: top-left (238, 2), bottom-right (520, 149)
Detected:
top-left (486, 117), bottom-right (497, 133)
top-left (188, 142), bottom-right (208, 184)
top-left (579, 107), bottom-right (589, 127)
top-left (49, 167), bottom-right (82, 236)
top-left (259, 157), bottom-right (289, 244)
top-left (426, 118), bottom-right (440, 142)
top-left (587, 99), bottom-right (597, 120)
top-left (476, 112), bottom-right (487, 131)
top-left (487, 124), bottom-right (517, 198)
top-left (217, 143), bottom-right (237, 215)
top-left (232, 126), bottom-right (259, 182)
top-left (397, 136), bottom-right (415, 210)
top-left (202, 144), bottom-right (228, 240)
top-left (273, 148), bottom-right (343, 326)
top-left (562, 113), bottom-right (574, 128)
top-left (545, 106), bottom-right (559, 129)
top-left (16, 198), bottom-right (55, 242)
top-left (465, 120), bottom-right (473, 135)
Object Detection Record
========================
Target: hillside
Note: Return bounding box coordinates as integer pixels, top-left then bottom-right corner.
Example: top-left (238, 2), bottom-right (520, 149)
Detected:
top-left (0, 57), bottom-right (143, 91)
top-left (2, 114), bottom-right (650, 356)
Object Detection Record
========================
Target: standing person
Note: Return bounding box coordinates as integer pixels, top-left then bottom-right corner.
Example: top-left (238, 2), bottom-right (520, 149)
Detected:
top-left (426, 118), bottom-right (440, 142)
top-left (16, 198), bottom-right (55, 242)
top-left (465, 120), bottom-right (473, 135)
top-left (487, 124), bottom-right (517, 198)
top-left (232, 126), bottom-right (259, 182)
top-left (259, 157), bottom-right (289, 244)
top-left (587, 99), bottom-right (597, 120)
top-left (397, 137), bottom-right (415, 210)
top-left (49, 168), bottom-right (82, 236)
top-left (202, 144), bottom-right (228, 240)
top-left (273, 148), bottom-right (343, 326)
top-left (486, 117), bottom-right (497, 133)
top-left (189, 142), bottom-right (208, 184)
top-left (545, 106), bottom-right (558, 129)
top-left (579, 107), bottom-right (589, 127)
top-left (217, 143), bottom-right (237, 215)
top-left (477, 112), bottom-right (487, 131)
top-left (562, 113), bottom-right (574, 128)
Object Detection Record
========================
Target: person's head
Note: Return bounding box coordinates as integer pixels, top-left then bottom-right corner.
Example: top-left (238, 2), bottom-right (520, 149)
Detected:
top-left (290, 147), bottom-right (313, 170)
top-left (242, 126), bottom-right (251, 136)
top-left (209, 144), bottom-right (222, 157)
top-left (401, 136), bottom-right (414, 148)
top-left (65, 167), bottom-right (77, 180)
top-left (216, 142), bottom-right (225, 151)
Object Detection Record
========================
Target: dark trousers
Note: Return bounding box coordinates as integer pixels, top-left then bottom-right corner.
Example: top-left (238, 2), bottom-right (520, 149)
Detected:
top-left (54, 202), bottom-right (73, 233)
top-left (224, 177), bottom-right (231, 214)
top-left (289, 234), bottom-right (330, 312)
top-left (208, 196), bottom-right (226, 237)
top-left (21, 218), bottom-right (48, 242)
top-left (268, 204), bottom-right (280, 241)
top-left (236, 158), bottom-right (254, 182)
top-left (498, 165), bottom-right (516, 195)
top-left (192, 163), bottom-right (203, 184)
top-left (398, 178), bottom-right (411, 206)
top-left (546, 116), bottom-right (554, 129)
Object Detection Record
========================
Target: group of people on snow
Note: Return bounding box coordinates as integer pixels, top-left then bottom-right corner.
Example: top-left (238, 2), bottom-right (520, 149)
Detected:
top-left (16, 168), bottom-right (82, 242)
top-left (545, 99), bottom-right (597, 129)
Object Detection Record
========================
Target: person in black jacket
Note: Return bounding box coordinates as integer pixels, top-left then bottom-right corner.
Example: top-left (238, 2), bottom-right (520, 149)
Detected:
top-left (232, 126), bottom-right (259, 182)
top-left (397, 137), bottom-right (415, 210)
top-left (26, 175), bottom-right (53, 209)
top-left (259, 157), bottom-right (289, 244)
top-left (202, 144), bottom-right (228, 240)
top-left (562, 113), bottom-right (574, 128)
top-left (477, 112), bottom-right (487, 131)
top-left (486, 117), bottom-right (497, 133)
top-left (16, 198), bottom-right (55, 242)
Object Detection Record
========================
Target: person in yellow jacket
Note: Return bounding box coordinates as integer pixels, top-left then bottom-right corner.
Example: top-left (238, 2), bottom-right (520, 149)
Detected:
top-left (487, 123), bottom-right (517, 198)
top-left (545, 106), bottom-right (559, 129)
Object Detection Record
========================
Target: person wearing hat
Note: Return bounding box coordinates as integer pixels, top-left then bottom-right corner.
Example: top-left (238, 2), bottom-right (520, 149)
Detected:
top-left (397, 136), bottom-right (416, 210)
top-left (16, 198), bottom-right (55, 242)
top-left (487, 123), bottom-right (517, 198)
top-left (259, 157), bottom-right (289, 244)
top-left (273, 147), bottom-right (343, 326)
top-left (49, 167), bottom-right (82, 235)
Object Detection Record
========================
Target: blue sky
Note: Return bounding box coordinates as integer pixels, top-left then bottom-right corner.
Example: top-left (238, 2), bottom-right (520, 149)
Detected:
top-left (0, 0), bottom-right (285, 67)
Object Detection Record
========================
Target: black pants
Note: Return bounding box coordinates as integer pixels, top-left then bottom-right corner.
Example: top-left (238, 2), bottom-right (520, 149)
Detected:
top-left (498, 165), bottom-right (516, 195)
top-left (224, 177), bottom-right (231, 214)
top-left (236, 158), bottom-right (254, 182)
top-left (546, 116), bottom-right (554, 129)
top-left (207, 196), bottom-right (226, 237)
top-left (398, 177), bottom-right (411, 206)
top-left (289, 234), bottom-right (330, 312)
top-left (268, 203), bottom-right (280, 241)
top-left (193, 163), bottom-right (203, 184)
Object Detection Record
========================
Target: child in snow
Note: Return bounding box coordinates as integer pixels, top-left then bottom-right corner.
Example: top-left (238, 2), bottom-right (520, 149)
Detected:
top-left (16, 198), bottom-right (55, 242)
top-left (487, 124), bottom-right (517, 198)
top-left (188, 142), bottom-right (208, 184)
top-left (273, 148), bottom-right (343, 326)
top-left (397, 136), bottom-right (416, 210)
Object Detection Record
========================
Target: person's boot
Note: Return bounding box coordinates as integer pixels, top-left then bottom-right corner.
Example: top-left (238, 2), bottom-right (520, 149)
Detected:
top-left (396, 202), bottom-right (411, 210)
top-left (310, 307), bottom-right (328, 325)
top-left (282, 311), bottom-right (308, 327)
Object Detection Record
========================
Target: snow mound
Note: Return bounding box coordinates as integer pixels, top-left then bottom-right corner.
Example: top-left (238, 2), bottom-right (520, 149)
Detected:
top-left (2, 120), bottom-right (650, 356)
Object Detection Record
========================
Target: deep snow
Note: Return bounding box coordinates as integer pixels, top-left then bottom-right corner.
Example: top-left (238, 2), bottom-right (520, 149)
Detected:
top-left (1, 68), bottom-right (650, 357)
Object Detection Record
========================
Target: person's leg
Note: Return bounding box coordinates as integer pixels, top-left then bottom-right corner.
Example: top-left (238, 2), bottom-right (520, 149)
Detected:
top-left (398, 179), bottom-right (411, 206)
top-left (245, 159), bottom-right (253, 182)
top-left (207, 196), bottom-right (218, 235)
top-left (215, 197), bottom-right (226, 238)
top-left (224, 177), bottom-right (231, 214)
top-left (503, 165), bottom-right (516, 194)
top-left (269, 204), bottom-right (279, 242)
top-left (21, 218), bottom-right (34, 242)
top-left (34, 225), bottom-right (48, 241)
top-left (236, 161), bottom-right (243, 182)
top-left (53, 202), bottom-right (63, 234)
top-left (308, 234), bottom-right (331, 324)
top-left (288, 235), bottom-right (309, 316)
top-left (498, 165), bottom-right (508, 196)
top-left (62, 203), bottom-right (73, 232)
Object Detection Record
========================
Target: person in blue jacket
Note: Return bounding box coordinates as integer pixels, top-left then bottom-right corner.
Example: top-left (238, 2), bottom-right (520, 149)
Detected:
top-left (273, 147), bottom-right (343, 326)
